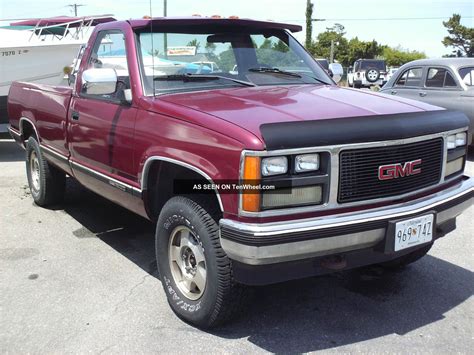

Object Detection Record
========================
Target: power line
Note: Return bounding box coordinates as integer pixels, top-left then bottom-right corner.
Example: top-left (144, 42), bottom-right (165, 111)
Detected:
top-left (313, 16), bottom-right (474, 21)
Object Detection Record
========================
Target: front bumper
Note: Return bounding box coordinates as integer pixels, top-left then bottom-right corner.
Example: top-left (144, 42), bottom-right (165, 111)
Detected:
top-left (220, 177), bottom-right (473, 266)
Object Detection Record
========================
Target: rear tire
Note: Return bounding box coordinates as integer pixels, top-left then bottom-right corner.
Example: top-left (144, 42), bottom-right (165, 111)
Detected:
top-left (155, 196), bottom-right (246, 328)
top-left (26, 137), bottom-right (66, 206)
top-left (379, 243), bottom-right (433, 270)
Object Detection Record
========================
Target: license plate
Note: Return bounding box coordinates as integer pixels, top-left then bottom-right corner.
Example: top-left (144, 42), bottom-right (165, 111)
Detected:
top-left (394, 214), bottom-right (434, 251)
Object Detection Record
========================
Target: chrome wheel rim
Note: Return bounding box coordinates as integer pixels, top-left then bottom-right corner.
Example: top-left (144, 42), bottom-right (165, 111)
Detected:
top-left (30, 151), bottom-right (41, 192)
top-left (168, 226), bottom-right (207, 300)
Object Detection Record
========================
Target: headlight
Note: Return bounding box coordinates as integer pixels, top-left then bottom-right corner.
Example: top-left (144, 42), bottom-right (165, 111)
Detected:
top-left (455, 132), bottom-right (467, 147)
top-left (295, 154), bottom-right (320, 173)
top-left (447, 132), bottom-right (467, 149)
top-left (261, 156), bottom-right (288, 176)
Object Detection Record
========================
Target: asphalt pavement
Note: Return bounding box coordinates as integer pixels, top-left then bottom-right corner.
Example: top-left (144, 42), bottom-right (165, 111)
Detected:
top-left (0, 137), bottom-right (472, 353)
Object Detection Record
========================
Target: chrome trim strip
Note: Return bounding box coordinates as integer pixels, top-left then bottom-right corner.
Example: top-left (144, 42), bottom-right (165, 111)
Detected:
top-left (70, 160), bottom-right (142, 195)
top-left (19, 117), bottom-right (40, 142)
top-left (224, 176), bottom-right (473, 237)
top-left (141, 156), bottom-right (224, 212)
top-left (40, 144), bottom-right (68, 162)
top-left (8, 126), bottom-right (21, 137)
top-left (239, 127), bottom-right (468, 217)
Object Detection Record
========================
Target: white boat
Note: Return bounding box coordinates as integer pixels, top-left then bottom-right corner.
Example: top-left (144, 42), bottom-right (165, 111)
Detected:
top-left (0, 15), bottom-right (115, 131)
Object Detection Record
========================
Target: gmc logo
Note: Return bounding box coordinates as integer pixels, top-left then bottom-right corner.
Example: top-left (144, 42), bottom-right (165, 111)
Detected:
top-left (378, 159), bottom-right (422, 181)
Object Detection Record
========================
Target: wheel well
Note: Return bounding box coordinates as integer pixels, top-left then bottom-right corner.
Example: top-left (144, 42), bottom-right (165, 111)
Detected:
top-left (144, 160), bottom-right (222, 221)
top-left (20, 120), bottom-right (37, 144)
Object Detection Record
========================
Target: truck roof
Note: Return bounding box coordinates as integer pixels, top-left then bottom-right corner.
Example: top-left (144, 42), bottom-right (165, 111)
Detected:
top-left (128, 16), bottom-right (302, 33)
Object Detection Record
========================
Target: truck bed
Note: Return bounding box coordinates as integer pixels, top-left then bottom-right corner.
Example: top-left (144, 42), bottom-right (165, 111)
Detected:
top-left (8, 81), bottom-right (73, 157)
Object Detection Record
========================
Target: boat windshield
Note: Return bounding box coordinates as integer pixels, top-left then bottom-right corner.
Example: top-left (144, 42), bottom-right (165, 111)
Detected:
top-left (136, 29), bottom-right (332, 95)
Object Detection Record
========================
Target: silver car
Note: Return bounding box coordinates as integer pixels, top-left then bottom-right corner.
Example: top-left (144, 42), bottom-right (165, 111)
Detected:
top-left (380, 58), bottom-right (474, 145)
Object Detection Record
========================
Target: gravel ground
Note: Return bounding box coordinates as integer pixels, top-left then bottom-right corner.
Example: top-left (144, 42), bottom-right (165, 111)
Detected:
top-left (0, 138), bottom-right (472, 354)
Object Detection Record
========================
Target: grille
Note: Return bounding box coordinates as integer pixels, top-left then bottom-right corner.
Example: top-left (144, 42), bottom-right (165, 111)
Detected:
top-left (339, 138), bottom-right (443, 203)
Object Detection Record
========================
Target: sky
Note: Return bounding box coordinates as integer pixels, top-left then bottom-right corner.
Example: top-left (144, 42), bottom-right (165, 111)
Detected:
top-left (1, 0), bottom-right (473, 57)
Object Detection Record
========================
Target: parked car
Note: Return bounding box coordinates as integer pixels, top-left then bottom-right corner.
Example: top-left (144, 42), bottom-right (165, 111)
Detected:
top-left (386, 67), bottom-right (400, 82)
top-left (192, 61), bottom-right (221, 73)
top-left (380, 58), bottom-right (474, 145)
top-left (8, 17), bottom-right (473, 328)
top-left (348, 59), bottom-right (387, 88)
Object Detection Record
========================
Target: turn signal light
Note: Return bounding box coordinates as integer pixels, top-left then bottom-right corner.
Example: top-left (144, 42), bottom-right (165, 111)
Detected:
top-left (242, 156), bottom-right (260, 212)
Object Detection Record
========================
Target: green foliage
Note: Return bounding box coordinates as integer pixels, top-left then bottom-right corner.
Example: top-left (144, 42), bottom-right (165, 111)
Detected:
top-left (255, 39), bottom-right (297, 67)
top-left (305, 0), bottom-right (313, 49)
top-left (310, 24), bottom-right (349, 65)
top-left (345, 37), bottom-right (384, 66)
top-left (216, 46), bottom-right (236, 71)
top-left (205, 42), bottom-right (218, 62)
top-left (307, 23), bottom-right (425, 67)
top-left (382, 46), bottom-right (426, 66)
top-left (186, 39), bottom-right (201, 52)
top-left (442, 14), bottom-right (473, 57)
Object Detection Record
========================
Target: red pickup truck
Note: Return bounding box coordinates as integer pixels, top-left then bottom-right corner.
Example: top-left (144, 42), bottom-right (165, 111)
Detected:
top-left (8, 17), bottom-right (473, 328)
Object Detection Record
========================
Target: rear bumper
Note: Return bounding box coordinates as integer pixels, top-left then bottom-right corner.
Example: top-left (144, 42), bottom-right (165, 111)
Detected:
top-left (220, 177), bottom-right (473, 267)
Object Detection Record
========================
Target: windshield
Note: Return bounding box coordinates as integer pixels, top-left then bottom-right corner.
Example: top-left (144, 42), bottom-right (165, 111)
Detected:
top-left (137, 29), bottom-right (331, 95)
top-left (359, 60), bottom-right (386, 71)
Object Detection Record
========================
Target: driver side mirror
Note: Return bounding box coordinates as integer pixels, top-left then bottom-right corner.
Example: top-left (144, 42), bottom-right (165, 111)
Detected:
top-left (82, 68), bottom-right (117, 95)
top-left (329, 63), bottom-right (344, 83)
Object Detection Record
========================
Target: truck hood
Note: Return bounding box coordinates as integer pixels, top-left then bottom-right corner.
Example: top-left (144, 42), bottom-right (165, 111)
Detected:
top-left (159, 85), bottom-right (442, 143)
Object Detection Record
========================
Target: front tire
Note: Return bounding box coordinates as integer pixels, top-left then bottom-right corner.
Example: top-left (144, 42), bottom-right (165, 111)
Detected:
top-left (26, 137), bottom-right (66, 206)
top-left (155, 196), bottom-right (245, 328)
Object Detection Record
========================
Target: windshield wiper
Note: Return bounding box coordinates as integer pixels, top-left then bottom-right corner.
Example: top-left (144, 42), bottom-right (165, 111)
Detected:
top-left (248, 67), bottom-right (302, 78)
top-left (249, 67), bottom-right (332, 85)
top-left (153, 73), bottom-right (255, 87)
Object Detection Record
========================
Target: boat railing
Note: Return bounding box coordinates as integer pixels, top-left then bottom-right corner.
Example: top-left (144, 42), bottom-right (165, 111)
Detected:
top-left (25, 15), bottom-right (114, 42)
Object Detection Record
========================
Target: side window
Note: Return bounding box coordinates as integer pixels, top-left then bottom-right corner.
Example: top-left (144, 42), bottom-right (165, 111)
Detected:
top-left (444, 71), bottom-right (457, 87)
top-left (83, 30), bottom-right (130, 99)
top-left (395, 67), bottom-right (423, 87)
top-left (459, 67), bottom-right (474, 86)
top-left (426, 67), bottom-right (457, 88)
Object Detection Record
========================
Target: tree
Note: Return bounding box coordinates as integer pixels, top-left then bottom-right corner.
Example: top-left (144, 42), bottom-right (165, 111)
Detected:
top-left (382, 46), bottom-right (426, 66)
top-left (187, 39), bottom-right (201, 53)
top-left (442, 14), bottom-right (473, 57)
top-left (305, 0), bottom-right (313, 49)
top-left (310, 24), bottom-right (349, 64)
top-left (345, 37), bottom-right (385, 66)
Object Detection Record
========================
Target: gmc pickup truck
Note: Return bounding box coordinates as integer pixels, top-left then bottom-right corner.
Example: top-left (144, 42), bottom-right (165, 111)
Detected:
top-left (8, 17), bottom-right (473, 328)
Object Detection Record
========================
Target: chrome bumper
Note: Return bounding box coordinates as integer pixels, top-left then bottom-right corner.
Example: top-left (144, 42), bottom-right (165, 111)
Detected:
top-left (220, 177), bottom-right (473, 265)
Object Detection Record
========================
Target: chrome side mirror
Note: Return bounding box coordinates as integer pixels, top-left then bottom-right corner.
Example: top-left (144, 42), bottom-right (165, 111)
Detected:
top-left (329, 63), bottom-right (344, 83)
top-left (82, 68), bottom-right (117, 95)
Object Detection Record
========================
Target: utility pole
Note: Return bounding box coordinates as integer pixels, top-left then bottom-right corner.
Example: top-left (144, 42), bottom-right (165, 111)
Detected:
top-left (330, 40), bottom-right (334, 63)
top-left (305, 0), bottom-right (313, 49)
top-left (67, 3), bottom-right (84, 16)
top-left (163, 0), bottom-right (168, 58)
top-left (329, 39), bottom-right (339, 63)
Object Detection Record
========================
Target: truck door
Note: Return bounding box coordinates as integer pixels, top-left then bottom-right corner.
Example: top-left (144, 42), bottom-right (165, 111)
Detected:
top-left (68, 29), bottom-right (141, 199)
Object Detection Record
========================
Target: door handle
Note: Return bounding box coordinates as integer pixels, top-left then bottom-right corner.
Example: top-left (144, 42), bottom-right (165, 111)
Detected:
top-left (390, 90), bottom-right (397, 95)
top-left (71, 111), bottom-right (80, 120)
top-left (419, 92), bottom-right (427, 97)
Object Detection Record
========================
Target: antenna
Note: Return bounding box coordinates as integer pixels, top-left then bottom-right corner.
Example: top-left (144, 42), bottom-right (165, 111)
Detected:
top-left (149, 0), bottom-right (155, 96)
